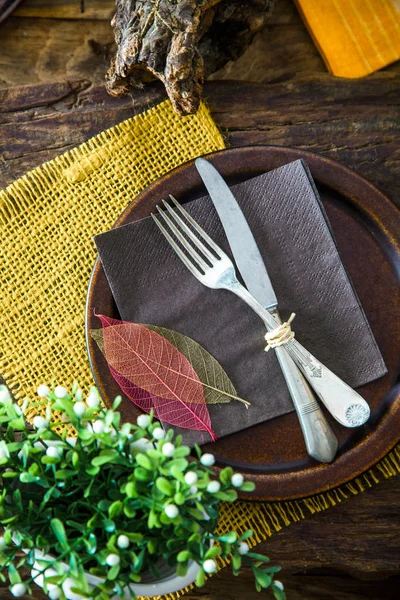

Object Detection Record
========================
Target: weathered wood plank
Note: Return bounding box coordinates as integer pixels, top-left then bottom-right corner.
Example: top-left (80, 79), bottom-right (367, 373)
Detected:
top-left (1, 75), bottom-right (399, 211)
top-left (0, 17), bottom-right (115, 88)
top-left (14, 0), bottom-right (114, 20)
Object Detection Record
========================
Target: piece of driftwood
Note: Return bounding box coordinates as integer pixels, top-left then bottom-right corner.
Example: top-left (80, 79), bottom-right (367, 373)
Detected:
top-left (106, 0), bottom-right (275, 115)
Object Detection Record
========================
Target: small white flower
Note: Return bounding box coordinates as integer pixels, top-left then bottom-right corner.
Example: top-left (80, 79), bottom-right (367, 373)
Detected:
top-left (231, 473), bottom-right (244, 488)
top-left (190, 486), bottom-right (198, 495)
top-left (200, 453), bottom-right (215, 467)
top-left (117, 535), bottom-right (130, 549)
top-left (46, 446), bottom-right (60, 459)
top-left (92, 420), bottom-right (106, 434)
top-left (274, 581), bottom-right (284, 591)
top-left (11, 583), bottom-right (26, 597)
top-left (0, 448), bottom-right (8, 461)
top-left (0, 536), bottom-right (7, 549)
top-left (207, 481), bottom-right (221, 494)
top-left (86, 389), bottom-right (99, 408)
top-left (0, 387), bottom-right (11, 404)
top-left (184, 471), bottom-right (198, 486)
top-left (73, 401), bottom-right (86, 417)
top-left (54, 386), bottom-right (67, 399)
top-left (37, 384), bottom-right (50, 398)
top-left (137, 414), bottom-right (151, 428)
top-left (238, 542), bottom-right (249, 555)
top-left (74, 388), bottom-right (83, 402)
top-left (164, 504), bottom-right (179, 519)
top-left (48, 588), bottom-right (62, 600)
top-left (106, 553), bottom-right (120, 567)
top-left (162, 442), bottom-right (175, 457)
top-left (152, 427), bottom-right (165, 440)
top-left (203, 559), bottom-right (217, 574)
top-left (33, 416), bottom-right (48, 430)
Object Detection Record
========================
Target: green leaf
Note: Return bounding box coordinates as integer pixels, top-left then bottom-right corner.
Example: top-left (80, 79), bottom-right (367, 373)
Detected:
top-left (247, 552), bottom-right (270, 562)
top-left (147, 325), bottom-right (249, 407)
top-left (72, 451), bottom-right (80, 468)
top-left (124, 532), bottom-right (143, 543)
top-left (41, 455), bottom-right (60, 465)
top-left (239, 530), bottom-right (253, 541)
top-left (8, 564), bottom-right (21, 585)
top-left (103, 520), bottom-right (115, 533)
top-left (155, 477), bottom-right (173, 496)
top-left (177, 550), bottom-right (191, 562)
top-left (19, 472), bottom-right (39, 484)
top-left (219, 532), bottom-right (237, 544)
top-left (107, 565), bottom-right (120, 581)
top-left (253, 568), bottom-right (272, 589)
top-left (173, 446), bottom-right (190, 458)
top-left (112, 396), bottom-right (122, 410)
top-left (176, 563), bottom-right (189, 577)
top-left (85, 465), bottom-right (100, 477)
top-left (240, 481), bottom-right (256, 492)
top-left (232, 553), bottom-right (241, 573)
top-left (91, 449), bottom-right (118, 467)
top-left (134, 467), bottom-right (152, 482)
top-left (135, 453), bottom-right (153, 470)
top-left (169, 466), bottom-right (185, 482)
top-left (204, 546), bottom-right (221, 560)
top-left (272, 584), bottom-right (286, 600)
top-left (219, 467), bottom-right (233, 485)
top-left (124, 482), bottom-right (137, 498)
top-left (214, 490), bottom-right (237, 502)
top-left (55, 469), bottom-right (77, 480)
top-left (50, 518), bottom-right (69, 550)
top-left (195, 568), bottom-right (205, 587)
top-left (108, 501), bottom-right (123, 519)
top-left (166, 458), bottom-right (188, 473)
top-left (174, 492), bottom-right (185, 505)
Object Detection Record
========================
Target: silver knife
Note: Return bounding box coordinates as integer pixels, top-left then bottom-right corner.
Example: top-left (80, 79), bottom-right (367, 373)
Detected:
top-left (195, 157), bottom-right (339, 463)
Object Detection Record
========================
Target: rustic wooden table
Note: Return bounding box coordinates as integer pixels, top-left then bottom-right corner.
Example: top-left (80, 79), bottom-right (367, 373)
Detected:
top-left (1, 1), bottom-right (400, 599)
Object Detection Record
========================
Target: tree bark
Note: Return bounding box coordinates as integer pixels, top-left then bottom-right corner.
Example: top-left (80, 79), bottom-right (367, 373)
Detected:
top-left (106, 0), bottom-right (276, 115)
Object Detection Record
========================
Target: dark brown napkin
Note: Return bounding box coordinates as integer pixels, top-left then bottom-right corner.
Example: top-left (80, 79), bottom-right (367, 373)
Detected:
top-left (94, 160), bottom-right (387, 445)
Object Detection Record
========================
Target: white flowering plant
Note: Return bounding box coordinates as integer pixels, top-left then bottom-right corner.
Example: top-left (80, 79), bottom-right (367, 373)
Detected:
top-left (0, 383), bottom-right (285, 600)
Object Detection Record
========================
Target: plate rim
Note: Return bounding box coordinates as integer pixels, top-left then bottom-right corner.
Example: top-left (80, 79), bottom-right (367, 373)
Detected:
top-left (85, 145), bottom-right (400, 501)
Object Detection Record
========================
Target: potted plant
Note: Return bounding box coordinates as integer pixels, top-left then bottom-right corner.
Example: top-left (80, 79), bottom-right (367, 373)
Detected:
top-left (0, 383), bottom-right (285, 600)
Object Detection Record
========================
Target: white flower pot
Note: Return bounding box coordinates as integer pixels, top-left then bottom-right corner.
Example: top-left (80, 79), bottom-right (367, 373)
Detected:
top-left (31, 550), bottom-right (200, 600)
top-left (30, 549), bottom-right (200, 599)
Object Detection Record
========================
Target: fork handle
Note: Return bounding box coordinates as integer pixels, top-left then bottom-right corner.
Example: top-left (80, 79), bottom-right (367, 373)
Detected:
top-left (271, 310), bottom-right (338, 463)
top-left (230, 282), bottom-right (370, 428)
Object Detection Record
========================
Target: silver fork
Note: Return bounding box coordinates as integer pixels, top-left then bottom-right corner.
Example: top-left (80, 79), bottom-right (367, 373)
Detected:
top-left (152, 197), bottom-right (370, 429)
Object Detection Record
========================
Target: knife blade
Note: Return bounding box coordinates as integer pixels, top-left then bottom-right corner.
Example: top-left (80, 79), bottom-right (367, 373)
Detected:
top-left (195, 157), bottom-right (338, 463)
top-left (195, 159), bottom-right (278, 311)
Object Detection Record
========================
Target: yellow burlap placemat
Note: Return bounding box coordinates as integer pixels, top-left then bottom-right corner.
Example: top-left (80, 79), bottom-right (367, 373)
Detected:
top-left (1, 98), bottom-right (400, 599)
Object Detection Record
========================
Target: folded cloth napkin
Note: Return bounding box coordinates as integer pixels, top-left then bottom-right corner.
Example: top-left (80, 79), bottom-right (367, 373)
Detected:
top-left (295, 0), bottom-right (400, 78)
top-left (94, 159), bottom-right (387, 445)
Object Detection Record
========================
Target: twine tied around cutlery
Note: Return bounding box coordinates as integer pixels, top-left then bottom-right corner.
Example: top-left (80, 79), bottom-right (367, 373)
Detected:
top-left (264, 313), bottom-right (296, 351)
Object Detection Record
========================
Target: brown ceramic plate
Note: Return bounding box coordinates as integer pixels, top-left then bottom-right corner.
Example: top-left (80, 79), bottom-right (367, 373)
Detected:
top-left (85, 146), bottom-right (400, 501)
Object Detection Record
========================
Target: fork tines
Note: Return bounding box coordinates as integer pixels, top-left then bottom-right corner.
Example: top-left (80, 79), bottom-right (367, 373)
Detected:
top-left (151, 196), bottom-right (222, 277)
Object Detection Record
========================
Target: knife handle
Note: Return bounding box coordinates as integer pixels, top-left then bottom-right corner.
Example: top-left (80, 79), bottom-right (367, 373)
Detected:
top-left (271, 311), bottom-right (338, 463)
top-left (285, 340), bottom-right (371, 427)
top-left (229, 282), bottom-right (371, 428)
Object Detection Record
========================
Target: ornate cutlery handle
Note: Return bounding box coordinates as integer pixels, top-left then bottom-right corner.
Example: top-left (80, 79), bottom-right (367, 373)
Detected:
top-left (271, 310), bottom-right (338, 462)
top-left (231, 283), bottom-right (370, 428)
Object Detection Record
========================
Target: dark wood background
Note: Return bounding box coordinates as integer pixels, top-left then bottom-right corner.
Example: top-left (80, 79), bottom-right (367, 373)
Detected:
top-left (0, 1), bottom-right (399, 598)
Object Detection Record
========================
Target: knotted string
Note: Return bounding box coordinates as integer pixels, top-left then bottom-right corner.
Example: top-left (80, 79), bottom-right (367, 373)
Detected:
top-left (264, 313), bottom-right (296, 351)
